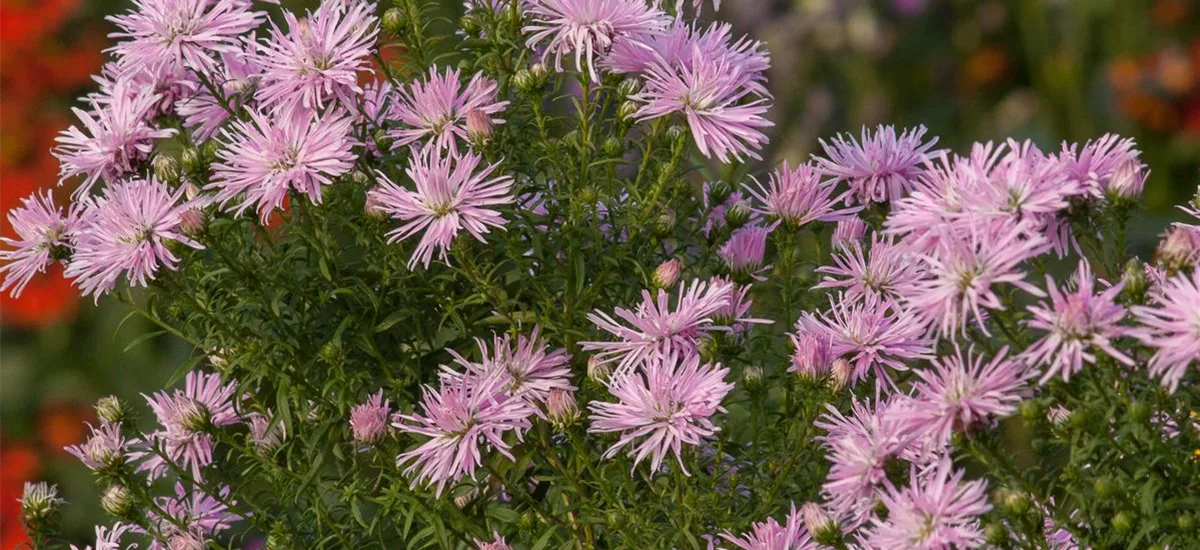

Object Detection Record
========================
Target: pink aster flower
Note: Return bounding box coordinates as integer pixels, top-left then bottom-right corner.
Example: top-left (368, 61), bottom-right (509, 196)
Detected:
top-left (254, 0), bottom-right (378, 113)
top-left (139, 371), bottom-right (241, 480)
top-left (148, 483), bottom-right (241, 550)
top-left (744, 161), bottom-right (859, 228)
top-left (900, 345), bottom-right (1032, 449)
top-left (54, 84), bottom-right (176, 195)
top-left (107, 0), bottom-right (263, 74)
top-left (393, 370), bottom-right (535, 496)
top-left (177, 51), bottom-right (261, 141)
top-left (0, 190), bottom-right (78, 297)
top-left (815, 125), bottom-right (942, 205)
top-left (587, 352), bottom-right (733, 475)
top-left (712, 277), bottom-right (772, 332)
top-left (603, 21), bottom-right (768, 95)
top-left (91, 61), bottom-right (199, 120)
top-left (247, 410), bottom-right (285, 453)
top-left (1131, 270), bottom-right (1200, 393)
top-left (450, 326), bottom-right (575, 407)
top-left (476, 533), bottom-right (512, 550)
top-left (883, 153), bottom-right (970, 255)
top-left (522, 0), bottom-right (667, 82)
top-left (863, 458), bottom-right (991, 550)
top-left (1056, 133), bottom-right (1142, 200)
top-left (367, 147), bottom-right (514, 270)
top-left (582, 278), bottom-right (734, 374)
top-left (389, 66), bottom-right (509, 153)
top-left (815, 234), bottom-right (920, 303)
top-left (717, 504), bottom-right (817, 550)
top-left (796, 293), bottom-right (932, 394)
top-left (209, 107), bottom-right (356, 222)
top-left (65, 177), bottom-right (204, 300)
top-left (634, 47), bottom-right (773, 162)
top-left (71, 523), bottom-right (137, 550)
top-left (1024, 262), bottom-right (1134, 384)
top-left (720, 225), bottom-right (772, 281)
top-left (905, 221), bottom-right (1049, 339)
top-left (789, 332), bottom-right (833, 379)
top-left (65, 422), bottom-right (139, 473)
top-left (815, 400), bottom-right (910, 528)
top-left (350, 391), bottom-right (392, 444)
top-left (831, 217), bottom-right (867, 249)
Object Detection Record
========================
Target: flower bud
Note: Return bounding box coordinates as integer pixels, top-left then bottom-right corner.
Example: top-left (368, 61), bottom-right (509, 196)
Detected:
top-left (1153, 225), bottom-right (1200, 272)
top-left (529, 62), bottom-right (548, 80)
top-left (1111, 511), bottom-right (1135, 535)
top-left (800, 502), bottom-right (840, 545)
top-left (460, 13), bottom-right (482, 35)
top-left (365, 192), bottom-right (388, 219)
top-left (707, 181), bottom-right (734, 206)
top-left (1120, 257), bottom-right (1148, 301)
top-left (1093, 476), bottom-right (1117, 500)
top-left (653, 258), bottom-right (681, 289)
top-left (602, 137), bottom-right (624, 157)
top-left (724, 200), bottom-right (752, 229)
top-left (95, 396), bottom-right (127, 425)
top-left (984, 522), bottom-right (1009, 546)
top-left (382, 8), bottom-right (405, 35)
top-left (1127, 400), bottom-right (1151, 425)
top-left (350, 392), bottom-right (390, 444)
top-left (618, 100), bottom-right (640, 121)
top-left (1018, 399), bottom-right (1042, 423)
top-left (618, 78), bottom-right (640, 97)
top-left (202, 139), bottom-right (222, 162)
top-left (587, 356), bottom-right (612, 383)
top-left (666, 124), bottom-right (688, 148)
top-left (466, 110), bottom-right (494, 146)
top-left (698, 335), bottom-right (721, 364)
top-left (1001, 489), bottom-right (1030, 515)
top-left (742, 366), bottom-right (765, 392)
top-left (1106, 159), bottom-right (1146, 202)
top-left (1067, 407), bottom-right (1089, 430)
top-left (547, 388), bottom-right (579, 430)
top-left (513, 69), bottom-right (536, 94)
top-left (153, 155), bottom-right (180, 183)
top-left (653, 210), bottom-right (677, 238)
top-left (831, 217), bottom-right (866, 249)
top-left (180, 207), bottom-right (206, 236)
top-left (100, 484), bottom-right (133, 518)
top-left (180, 147), bottom-right (203, 175)
top-left (1046, 405), bottom-right (1070, 427)
top-left (1178, 513), bottom-right (1195, 533)
top-left (828, 358), bottom-right (852, 392)
top-left (790, 333), bottom-right (832, 379)
top-left (21, 482), bottom-right (63, 522)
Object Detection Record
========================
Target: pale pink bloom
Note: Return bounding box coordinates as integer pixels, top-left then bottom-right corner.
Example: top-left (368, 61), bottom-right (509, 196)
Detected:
top-left (744, 161), bottom-right (858, 228)
top-left (1131, 270), bottom-right (1200, 393)
top-left (1056, 133), bottom-right (1142, 200)
top-left (815, 234), bottom-right (920, 303)
top-left (789, 332), bottom-right (832, 379)
top-left (247, 410), bottom-right (285, 452)
top-left (719, 225), bottom-right (772, 280)
top-left (712, 277), bottom-right (772, 331)
top-left (107, 0), bottom-right (263, 74)
top-left (546, 387), bottom-right (580, 426)
top-left (177, 51), bottom-right (261, 141)
top-left (91, 61), bottom-right (198, 119)
top-left (450, 327), bottom-right (574, 407)
top-left (796, 293), bottom-right (932, 394)
top-left (389, 66), bottom-right (509, 152)
top-left (815, 400), bottom-right (910, 528)
top-left (367, 147), bottom-right (514, 270)
top-left (815, 125), bottom-right (942, 205)
top-left (603, 21), bottom-right (768, 96)
top-left (139, 371), bottom-right (241, 480)
top-left (66, 177), bottom-right (204, 300)
top-left (393, 370), bottom-right (535, 495)
top-left (717, 504), bottom-right (817, 550)
top-left (71, 523), bottom-right (137, 550)
top-left (254, 0), bottom-right (377, 113)
top-left (654, 258), bottom-right (682, 288)
top-left (587, 352), bottom-right (733, 474)
top-left (863, 458), bottom-right (990, 550)
top-left (1154, 224), bottom-right (1200, 270)
top-left (0, 190), bottom-right (78, 297)
top-left (65, 423), bottom-right (139, 472)
top-left (476, 533), bottom-right (513, 550)
top-left (582, 278), bottom-right (734, 374)
top-left (634, 47), bottom-right (772, 162)
top-left (883, 153), bottom-right (969, 255)
top-left (1024, 262), bottom-right (1134, 384)
top-left (148, 483), bottom-right (241, 550)
top-left (831, 218), bottom-right (866, 249)
top-left (54, 84), bottom-right (176, 195)
top-left (906, 221), bottom-right (1049, 339)
top-left (901, 345), bottom-right (1032, 449)
top-left (350, 391), bottom-right (392, 443)
top-left (209, 107), bottom-right (356, 222)
top-left (522, 0), bottom-right (667, 82)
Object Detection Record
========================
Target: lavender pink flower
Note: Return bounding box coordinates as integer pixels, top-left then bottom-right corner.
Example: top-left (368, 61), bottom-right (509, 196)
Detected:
top-left (863, 458), bottom-right (990, 549)
top-left (719, 225), bottom-right (772, 281)
top-left (603, 21), bottom-right (768, 96)
top-left (449, 326), bottom-right (574, 408)
top-left (350, 391), bottom-right (392, 444)
top-left (1056, 133), bottom-right (1143, 200)
top-left (789, 332), bottom-right (833, 379)
top-left (814, 400), bottom-right (910, 528)
top-left (476, 533), bottom-right (513, 550)
top-left (815, 125), bottom-right (942, 205)
top-left (717, 504), bottom-right (817, 550)
top-left (177, 51), bottom-right (261, 141)
top-left (107, 0), bottom-right (263, 74)
top-left (65, 177), bottom-right (204, 300)
top-left (0, 190), bottom-right (77, 297)
top-left (65, 422), bottom-right (139, 473)
top-left (831, 217), bottom-right (867, 249)
top-left (367, 147), bottom-right (514, 270)
top-left (139, 371), bottom-right (241, 480)
top-left (744, 161), bottom-right (858, 228)
top-left (815, 234), bottom-right (920, 303)
top-left (587, 352), bottom-right (733, 475)
top-left (71, 523), bottom-right (136, 550)
top-left (1131, 269), bottom-right (1200, 393)
top-left (148, 483), bottom-right (241, 550)
top-left (389, 66), bottom-right (509, 153)
top-left (522, 0), bottom-right (667, 82)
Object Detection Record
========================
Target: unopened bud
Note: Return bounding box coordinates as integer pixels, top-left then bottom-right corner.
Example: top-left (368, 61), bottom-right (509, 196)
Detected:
top-left (831, 217), bottom-right (867, 249)
top-left (724, 200), bottom-right (752, 229)
top-left (1107, 159), bottom-right (1146, 202)
top-left (1000, 488), bottom-right (1030, 515)
top-left (466, 110), bottom-right (494, 145)
top-left (1046, 404), bottom-right (1070, 427)
top-left (95, 396), bottom-right (127, 425)
top-left (365, 192), bottom-right (388, 219)
top-left (984, 522), bottom-right (1009, 545)
top-left (153, 155), bottom-right (180, 183)
top-left (1120, 258), bottom-right (1148, 301)
top-left (654, 210), bottom-right (676, 237)
top-left (743, 366), bottom-right (765, 392)
top-left (801, 502), bottom-right (840, 545)
top-left (698, 336), bottom-right (721, 364)
top-left (180, 148), bottom-right (203, 175)
top-left (180, 208), bottom-right (205, 235)
top-left (707, 181), bottom-right (733, 206)
top-left (1153, 225), bottom-right (1200, 272)
top-left (202, 140), bottom-right (222, 162)
top-left (666, 125), bottom-right (688, 148)
top-left (1112, 511), bottom-right (1135, 535)
top-left (587, 356), bottom-right (612, 383)
top-left (547, 388), bottom-right (579, 430)
top-left (603, 137), bottom-right (624, 157)
top-left (618, 100), bottom-right (640, 121)
top-left (382, 8), bottom-right (405, 35)
top-left (460, 13), bottom-right (482, 34)
top-left (1093, 476), bottom-right (1117, 500)
top-left (829, 358), bottom-right (852, 392)
top-left (100, 484), bottom-right (133, 518)
top-left (653, 258), bottom-right (681, 289)
top-left (1018, 399), bottom-right (1042, 423)
top-left (617, 78), bottom-right (640, 97)
top-left (21, 482), bottom-right (63, 522)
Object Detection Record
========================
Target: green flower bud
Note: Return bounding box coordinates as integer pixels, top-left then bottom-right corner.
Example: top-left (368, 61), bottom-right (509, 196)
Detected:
top-left (618, 100), bottom-right (639, 121)
top-left (1128, 400), bottom-right (1151, 425)
top-left (743, 366), bottom-right (765, 393)
top-left (382, 8), bottom-right (405, 35)
top-left (1120, 258), bottom-right (1148, 302)
top-left (1019, 399), bottom-right (1043, 423)
top-left (707, 180), bottom-right (733, 206)
top-left (1093, 476), bottom-right (1117, 500)
top-left (152, 155), bottom-right (180, 183)
top-left (21, 482), bottom-right (63, 522)
top-left (985, 522), bottom-right (1009, 546)
top-left (603, 136), bottom-right (624, 157)
top-left (1111, 511), bottom-right (1135, 535)
top-left (95, 395), bottom-right (127, 425)
top-left (666, 124), bottom-right (688, 148)
top-left (180, 147), bottom-right (203, 175)
top-left (617, 77), bottom-right (640, 97)
top-left (654, 210), bottom-right (676, 237)
top-left (100, 484), bottom-right (134, 519)
top-left (1178, 513), bottom-right (1195, 533)
top-left (460, 13), bottom-right (482, 35)
top-left (724, 200), bottom-right (752, 229)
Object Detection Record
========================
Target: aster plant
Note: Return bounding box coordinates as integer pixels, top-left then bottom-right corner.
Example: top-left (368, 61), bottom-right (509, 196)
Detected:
top-left (8, 0), bottom-right (1200, 548)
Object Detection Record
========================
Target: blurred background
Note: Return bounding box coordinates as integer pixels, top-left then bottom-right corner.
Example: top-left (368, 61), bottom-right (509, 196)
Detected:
top-left (2, 0), bottom-right (1198, 545)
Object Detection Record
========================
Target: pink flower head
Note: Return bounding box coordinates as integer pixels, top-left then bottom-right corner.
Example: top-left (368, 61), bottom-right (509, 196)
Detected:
top-left (906, 221), bottom-right (1049, 339)
top-left (587, 351), bottom-right (733, 475)
top-left (0, 190), bottom-right (78, 297)
top-left (712, 277), bottom-right (772, 332)
top-left (393, 370), bottom-right (535, 495)
top-left (789, 332), bottom-right (833, 379)
top-left (720, 225), bottom-right (772, 280)
top-left (717, 504), bottom-right (817, 550)
top-left (54, 84), bottom-right (176, 196)
top-left (65, 177), bottom-right (204, 300)
top-left (522, 0), bottom-right (667, 82)
top-left (831, 217), bottom-right (867, 250)
top-left (744, 161), bottom-right (859, 228)
top-left (139, 371), bottom-right (241, 480)
top-left (582, 278), bottom-right (734, 374)
top-left (389, 66), bottom-right (509, 153)
top-left (450, 326), bottom-right (575, 407)
top-left (350, 390), bottom-right (392, 443)
top-left (901, 345), bottom-right (1032, 449)
top-left (91, 57), bottom-right (199, 119)
top-left (883, 153), bottom-right (969, 255)
top-left (864, 458), bottom-right (991, 549)
top-left (210, 107), bottom-right (356, 223)
top-left (107, 0), bottom-right (264, 74)
top-left (1131, 270), bottom-right (1200, 393)
top-left (178, 51), bottom-right (261, 141)
top-left (367, 147), bottom-right (514, 270)
top-left (1056, 133), bottom-right (1142, 200)
top-left (815, 400), bottom-right (910, 527)
top-left (149, 483), bottom-right (241, 549)
top-left (603, 21), bottom-right (768, 96)
top-left (476, 533), bottom-right (513, 550)
top-left (815, 125), bottom-right (943, 205)
top-left (797, 293), bottom-right (932, 395)
top-left (816, 234), bottom-right (920, 303)
top-left (634, 47), bottom-right (772, 162)
top-left (71, 523), bottom-right (137, 550)
top-left (254, 0), bottom-right (378, 113)
top-left (1024, 262), bottom-right (1134, 384)
top-left (247, 410), bottom-right (285, 452)
top-left (65, 422), bottom-right (139, 473)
